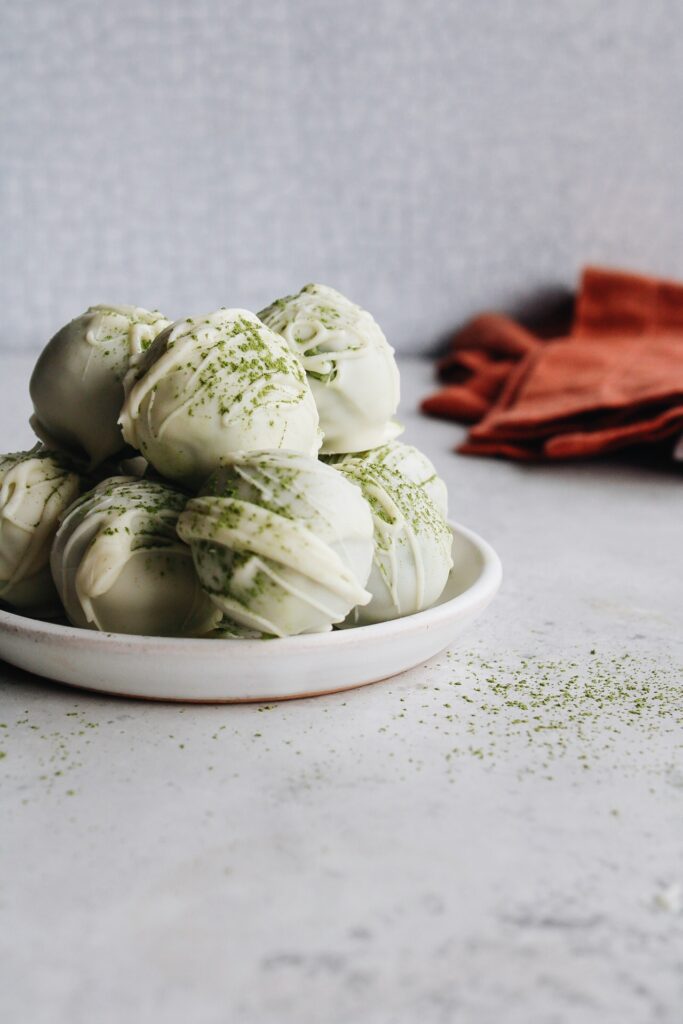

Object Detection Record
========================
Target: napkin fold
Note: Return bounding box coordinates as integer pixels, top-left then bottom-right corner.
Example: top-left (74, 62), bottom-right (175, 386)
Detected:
top-left (422, 267), bottom-right (683, 460)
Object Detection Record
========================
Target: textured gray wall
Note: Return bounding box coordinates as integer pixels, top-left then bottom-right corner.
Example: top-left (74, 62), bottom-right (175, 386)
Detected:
top-left (2, 0), bottom-right (683, 354)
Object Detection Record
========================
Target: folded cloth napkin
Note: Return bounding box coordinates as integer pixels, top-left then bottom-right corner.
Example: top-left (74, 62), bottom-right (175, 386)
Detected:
top-left (422, 266), bottom-right (683, 460)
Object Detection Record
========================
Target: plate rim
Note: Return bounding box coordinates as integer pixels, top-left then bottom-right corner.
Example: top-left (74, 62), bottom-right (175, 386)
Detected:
top-left (0, 519), bottom-right (502, 652)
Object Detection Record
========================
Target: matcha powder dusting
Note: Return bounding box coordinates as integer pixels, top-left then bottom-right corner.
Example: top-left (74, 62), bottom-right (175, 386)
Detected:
top-left (374, 648), bottom-right (683, 782)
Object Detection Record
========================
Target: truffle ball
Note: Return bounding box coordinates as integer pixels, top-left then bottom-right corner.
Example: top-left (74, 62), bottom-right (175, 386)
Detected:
top-left (119, 309), bottom-right (321, 488)
top-left (0, 448), bottom-right (82, 612)
top-left (335, 455), bottom-right (453, 625)
top-left (177, 451), bottom-right (374, 637)
top-left (328, 440), bottom-right (448, 517)
top-left (30, 305), bottom-right (170, 466)
top-left (50, 477), bottom-right (220, 636)
top-left (259, 284), bottom-right (400, 453)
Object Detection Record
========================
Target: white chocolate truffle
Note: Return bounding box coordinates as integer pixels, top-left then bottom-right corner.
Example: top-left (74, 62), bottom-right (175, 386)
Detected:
top-left (119, 310), bottom-right (321, 488)
top-left (0, 448), bottom-right (82, 612)
top-left (177, 451), bottom-right (374, 637)
top-left (328, 440), bottom-right (448, 517)
top-left (335, 457), bottom-right (453, 625)
top-left (259, 284), bottom-right (401, 453)
top-left (30, 305), bottom-right (171, 466)
top-left (50, 477), bottom-right (220, 637)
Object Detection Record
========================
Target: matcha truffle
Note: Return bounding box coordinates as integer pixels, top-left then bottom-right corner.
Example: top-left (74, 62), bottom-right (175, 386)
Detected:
top-left (0, 448), bottom-right (82, 612)
top-left (30, 305), bottom-right (170, 466)
top-left (259, 284), bottom-right (400, 454)
top-left (50, 477), bottom-right (220, 636)
top-left (177, 451), bottom-right (374, 637)
top-left (119, 309), bottom-right (321, 488)
top-left (335, 455), bottom-right (453, 625)
top-left (328, 440), bottom-right (448, 517)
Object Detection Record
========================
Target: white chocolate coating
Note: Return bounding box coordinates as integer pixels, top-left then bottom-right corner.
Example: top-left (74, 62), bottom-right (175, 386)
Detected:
top-left (328, 440), bottom-right (448, 517)
top-left (30, 305), bottom-right (171, 466)
top-left (119, 310), bottom-right (321, 488)
top-left (50, 477), bottom-right (220, 637)
top-left (177, 451), bottom-right (374, 637)
top-left (259, 284), bottom-right (401, 453)
top-left (0, 449), bottom-right (82, 612)
top-left (335, 457), bottom-right (453, 625)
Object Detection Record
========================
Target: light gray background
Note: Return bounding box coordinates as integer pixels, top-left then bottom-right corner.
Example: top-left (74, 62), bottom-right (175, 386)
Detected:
top-left (2, 0), bottom-right (683, 354)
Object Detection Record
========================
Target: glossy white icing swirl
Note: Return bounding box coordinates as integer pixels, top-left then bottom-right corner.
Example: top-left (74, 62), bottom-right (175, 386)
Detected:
top-left (177, 451), bottom-right (374, 637)
top-left (119, 309), bottom-right (321, 488)
top-left (50, 477), bottom-right (220, 636)
top-left (259, 284), bottom-right (401, 453)
top-left (30, 305), bottom-right (171, 466)
top-left (0, 448), bottom-right (82, 612)
top-left (335, 456), bottom-right (452, 625)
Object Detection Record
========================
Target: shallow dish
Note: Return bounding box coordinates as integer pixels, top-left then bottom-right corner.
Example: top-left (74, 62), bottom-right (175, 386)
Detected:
top-left (0, 521), bottom-right (501, 702)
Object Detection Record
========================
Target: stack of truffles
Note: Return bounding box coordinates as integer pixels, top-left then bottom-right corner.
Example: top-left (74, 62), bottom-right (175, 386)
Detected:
top-left (0, 286), bottom-right (453, 638)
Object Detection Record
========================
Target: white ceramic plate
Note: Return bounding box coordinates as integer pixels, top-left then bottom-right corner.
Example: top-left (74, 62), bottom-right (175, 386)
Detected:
top-left (0, 521), bottom-right (501, 702)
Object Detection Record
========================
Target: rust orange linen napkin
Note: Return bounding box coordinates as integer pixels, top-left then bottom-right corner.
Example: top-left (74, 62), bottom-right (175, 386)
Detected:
top-left (422, 267), bottom-right (683, 460)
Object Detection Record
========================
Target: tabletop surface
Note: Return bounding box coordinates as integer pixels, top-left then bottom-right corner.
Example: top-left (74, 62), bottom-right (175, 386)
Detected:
top-left (1, 354), bottom-right (681, 1024)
